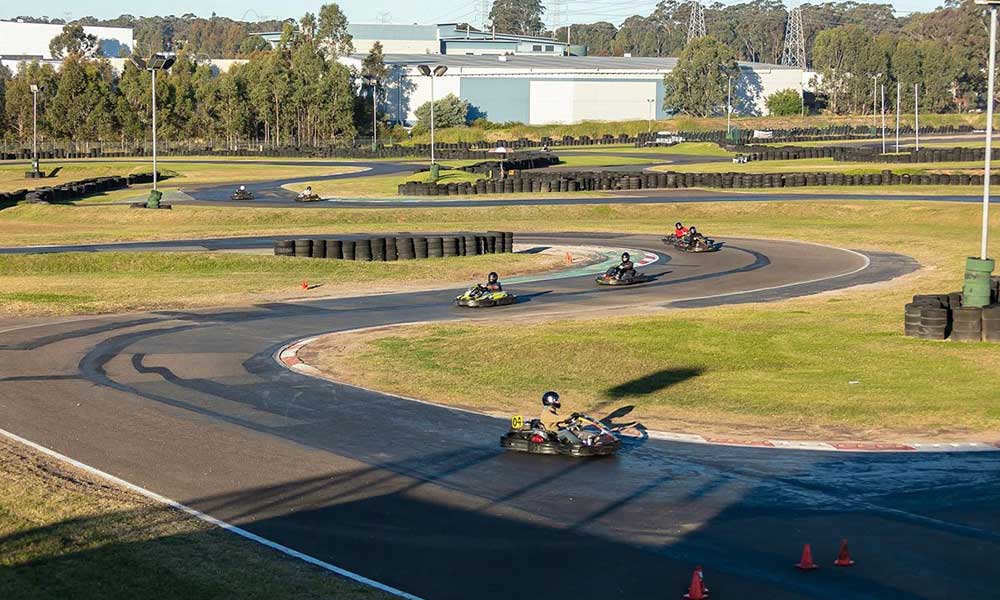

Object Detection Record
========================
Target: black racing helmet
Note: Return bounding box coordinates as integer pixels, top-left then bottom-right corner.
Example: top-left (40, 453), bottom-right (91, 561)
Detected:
top-left (689, 226), bottom-right (698, 234)
top-left (621, 252), bottom-right (630, 262)
top-left (542, 391), bottom-right (561, 408)
top-left (675, 222), bottom-right (682, 228)
top-left (488, 271), bottom-right (499, 283)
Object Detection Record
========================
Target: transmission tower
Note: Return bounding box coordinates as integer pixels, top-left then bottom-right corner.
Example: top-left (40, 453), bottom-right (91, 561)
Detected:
top-left (780, 6), bottom-right (806, 68)
top-left (480, 0), bottom-right (492, 29)
top-left (687, 1), bottom-right (706, 44)
top-left (550, 0), bottom-right (564, 31)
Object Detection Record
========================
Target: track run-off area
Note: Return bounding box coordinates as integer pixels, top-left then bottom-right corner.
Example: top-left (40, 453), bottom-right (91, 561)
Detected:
top-left (3, 143), bottom-right (1000, 598)
top-left (3, 220), bottom-right (999, 599)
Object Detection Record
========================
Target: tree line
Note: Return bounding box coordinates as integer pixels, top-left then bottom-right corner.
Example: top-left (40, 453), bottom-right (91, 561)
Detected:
top-left (0, 6), bottom-right (389, 148)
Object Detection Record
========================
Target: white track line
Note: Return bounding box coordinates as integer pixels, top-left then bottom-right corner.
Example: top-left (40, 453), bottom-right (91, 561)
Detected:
top-left (0, 427), bottom-right (424, 600)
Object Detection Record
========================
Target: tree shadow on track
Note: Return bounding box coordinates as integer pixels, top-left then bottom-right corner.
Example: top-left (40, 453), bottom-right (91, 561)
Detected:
top-left (604, 368), bottom-right (704, 400)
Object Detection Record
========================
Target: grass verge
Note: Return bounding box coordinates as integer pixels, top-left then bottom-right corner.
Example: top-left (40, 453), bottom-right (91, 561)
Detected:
top-left (295, 200), bottom-right (1000, 441)
top-left (0, 161), bottom-right (363, 193)
top-left (0, 435), bottom-right (392, 600)
top-left (0, 251), bottom-right (564, 315)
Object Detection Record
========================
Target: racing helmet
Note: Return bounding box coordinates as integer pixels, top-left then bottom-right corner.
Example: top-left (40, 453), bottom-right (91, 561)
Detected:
top-left (488, 271), bottom-right (499, 283)
top-left (675, 222), bottom-right (683, 228)
top-left (689, 226), bottom-right (698, 234)
top-left (541, 391), bottom-right (561, 408)
top-left (239, 185), bottom-right (246, 191)
top-left (621, 252), bottom-right (630, 262)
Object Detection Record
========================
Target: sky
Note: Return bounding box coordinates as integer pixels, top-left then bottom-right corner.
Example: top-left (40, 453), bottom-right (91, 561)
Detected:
top-left (0, 0), bottom-right (949, 29)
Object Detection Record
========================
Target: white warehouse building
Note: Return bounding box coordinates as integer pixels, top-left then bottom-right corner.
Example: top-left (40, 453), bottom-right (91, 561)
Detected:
top-left (340, 53), bottom-right (804, 126)
top-left (0, 20), bottom-right (134, 73)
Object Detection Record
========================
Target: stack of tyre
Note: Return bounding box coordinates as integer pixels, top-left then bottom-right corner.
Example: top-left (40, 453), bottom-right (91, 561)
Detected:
top-left (904, 280), bottom-right (1000, 342)
top-left (272, 231), bottom-right (514, 261)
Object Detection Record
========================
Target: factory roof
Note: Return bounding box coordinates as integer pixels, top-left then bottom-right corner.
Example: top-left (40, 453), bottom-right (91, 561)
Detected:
top-left (371, 53), bottom-right (798, 71)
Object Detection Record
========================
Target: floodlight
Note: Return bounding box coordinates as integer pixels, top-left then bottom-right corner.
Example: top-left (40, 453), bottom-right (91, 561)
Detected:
top-left (147, 53), bottom-right (176, 70)
top-left (433, 65), bottom-right (448, 76)
top-left (417, 64), bottom-right (431, 76)
top-left (29, 84), bottom-right (39, 93)
top-left (130, 55), bottom-right (147, 70)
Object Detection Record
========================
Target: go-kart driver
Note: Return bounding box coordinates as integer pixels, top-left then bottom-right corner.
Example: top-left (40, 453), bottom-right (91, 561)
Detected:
top-left (687, 226), bottom-right (707, 244)
top-left (298, 185), bottom-right (314, 199)
top-left (615, 252), bottom-right (636, 279)
top-left (485, 271), bottom-right (502, 292)
top-left (674, 222), bottom-right (689, 238)
top-left (539, 391), bottom-right (593, 445)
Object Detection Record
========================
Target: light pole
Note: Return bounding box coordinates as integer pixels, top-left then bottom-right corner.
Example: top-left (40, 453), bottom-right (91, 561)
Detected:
top-left (647, 98), bottom-right (655, 133)
top-left (417, 64), bottom-right (448, 179)
top-left (881, 83), bottom-right (886, 154)
top-left (365, 76), bottom-right (378, 152)
top-left (726, 76), bottom-right (732, 138)
top-left (871, 73), bottom-right (881, 127)
top-left (30, 84), bottom-right (41, 176)
top-left (895, 80), bottom-right (901, 153)
top-left (914, 83), bottom-right (920, 151)
top-left (965, 0), bottom-right (998, 307)
top-left (131, 53), bottom-right (176, 197)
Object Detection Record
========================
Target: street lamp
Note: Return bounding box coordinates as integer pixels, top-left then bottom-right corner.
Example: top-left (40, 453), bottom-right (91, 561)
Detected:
top-left (646, 98), bottom-right (655, 133)
top-left (131, 53), bottom-right (176, 197)
top-left (726, 76), bottom-right (732, 137)
top-left (965, 0), bottom-right (1000, 306)
top-left (417, 63), bottom-right (447, 178)
top-left (871, 73), bottom-right (881, 127)
top-left (365, 76), bottom-right (378, 152)
top-left (29, 84), bottom-right (42, 176)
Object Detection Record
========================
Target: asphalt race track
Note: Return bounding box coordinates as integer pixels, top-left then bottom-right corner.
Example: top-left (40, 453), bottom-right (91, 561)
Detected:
top-left (3, 227), bottom-right (999, 600)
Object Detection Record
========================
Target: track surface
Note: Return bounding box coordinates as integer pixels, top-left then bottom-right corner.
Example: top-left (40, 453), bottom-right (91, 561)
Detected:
top-left (4, 232), bottom-right (996, 600)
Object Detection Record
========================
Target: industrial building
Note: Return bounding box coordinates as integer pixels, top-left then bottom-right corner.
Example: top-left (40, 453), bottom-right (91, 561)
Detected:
top-left (0, 20), bottom-right (134, 73)
top-left (340, 53), bottom-right (804, 125)
top-left (257, 23), bottom-right (571, 56)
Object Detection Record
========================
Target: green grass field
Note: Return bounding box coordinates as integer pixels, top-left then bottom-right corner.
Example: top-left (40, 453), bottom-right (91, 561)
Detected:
top-left (0, 436), bottom-right (391, 600)
top-left (0, 250), bottom-right (562, 315)
top-left (295, 199), bottom-right (1000, 440)
top-left (0, 160), bottom-right (363, 193)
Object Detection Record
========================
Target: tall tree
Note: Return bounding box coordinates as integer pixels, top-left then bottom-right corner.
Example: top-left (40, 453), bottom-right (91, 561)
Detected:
top-left (662, 36), bottom-right (739, 116)
top-left (812, 25), bottom-right (885, 114)
top-left (49, 24), bottom-right (100, 59)
top-left (489, 0), bottom-right (546, 36)
top-left (318, 4), bottom-right (353, 57)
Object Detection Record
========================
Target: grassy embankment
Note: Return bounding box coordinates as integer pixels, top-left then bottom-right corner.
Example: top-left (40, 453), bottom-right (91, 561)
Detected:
top-left (0, 435), bottom-right (392, 600)
top-left (0, 249), bottom-right (564, 315)
top-left (400, 114), bottom-right (986, 145)
top-left (294, 200), bottom-right (1000, 441)
top-left (0, 161), bottom-right (364, 195)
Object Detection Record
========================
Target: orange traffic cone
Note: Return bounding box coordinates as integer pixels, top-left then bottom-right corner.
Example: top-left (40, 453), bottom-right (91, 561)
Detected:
top-left (795, 544), bottom-right (819, 570)
top-left (564, 251), bottom-right (573, 264)
top-left (682, 565), bottom-right (709, 599)
top-left (833, 539), bottom-right (855, 567)
top-left (301, 279), bottom-right (309, 290)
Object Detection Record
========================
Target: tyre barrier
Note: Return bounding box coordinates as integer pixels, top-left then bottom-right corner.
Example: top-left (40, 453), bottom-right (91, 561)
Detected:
top-left (905, 290), bottom-right (1000, 343)
top-left (398, 167), bottom-right (992, 196)
top-left (0, 174), bottom-right (150, 207)
top-left (275, 231), bottom-right (515, 262)
top-left (724, 144), bottom-right (997, 165)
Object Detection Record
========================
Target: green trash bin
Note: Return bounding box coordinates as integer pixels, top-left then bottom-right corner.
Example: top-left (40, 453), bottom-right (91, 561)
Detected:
top-left (146, 189), bottom-right (163, 209)
top-left (429, 163), bottom-right (440, 182)
top-left (962, 256), bottom-right (995, 308)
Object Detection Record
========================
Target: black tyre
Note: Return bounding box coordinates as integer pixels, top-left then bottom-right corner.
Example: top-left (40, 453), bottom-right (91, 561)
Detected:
top-left (414, 237), bottom-right (428, 259)
top-left (464, 235), bottom-right (478, 256)
top-left (370, 237), bottom-right (386, 261)
top-left (443, 236), bottom-right (459, 257)
top-left (355, 238), bottom-right (372, 261)
top-left (326, 239), bottom-right (343, 260)
top-left (384, 236), bottom-right (397, 261)
top-left (396, 237), bottom-right (415, 260)
top-left (293, 239), bottom-right (312, 257)
top-left (427, 236), bottom-right (444, 258)
top-left (310, 239), bottom-right (326, 259)
top-left (342, 240), bottom-right (356, 261)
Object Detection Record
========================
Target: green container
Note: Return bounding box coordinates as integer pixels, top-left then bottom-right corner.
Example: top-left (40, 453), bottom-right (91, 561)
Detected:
top-left (146, 189), bottom-right (163, 209)
top-left (962, 256), bottom-right (995, 308)
top-left (429, 163), bottom-right (440, 182)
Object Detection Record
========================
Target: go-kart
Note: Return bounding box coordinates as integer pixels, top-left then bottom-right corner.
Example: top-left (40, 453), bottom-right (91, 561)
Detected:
top-left (455, 284), bottom-right (517, 307)
top-left (500, 413), bottom-right (621, 457)
top-left (296, 191), bottom-right (321, 202)
top-left (596, 266), bottom-right (653, 286)
top-left (662, 234), bottom-right (721, 253)
top-left (231, 189), bottom-right (254, 200)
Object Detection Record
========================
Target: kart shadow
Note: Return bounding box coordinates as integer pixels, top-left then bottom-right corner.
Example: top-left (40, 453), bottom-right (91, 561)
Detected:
top-left (514, 290), bottom-right (553, 303)
top-left (517, 246), bottom-right (551, 254)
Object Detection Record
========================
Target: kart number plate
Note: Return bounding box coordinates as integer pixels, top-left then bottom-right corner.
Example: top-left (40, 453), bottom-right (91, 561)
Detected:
top-left (511, 415), bottom-right (524, 429)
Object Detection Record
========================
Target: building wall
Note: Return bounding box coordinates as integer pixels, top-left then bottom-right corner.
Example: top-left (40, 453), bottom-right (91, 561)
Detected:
top-left (353, 37), bottom-right (439, 55)
top-left (460, 78), bottom-right (531, 122)
top-left (0, 21), bottom-right (133, 60)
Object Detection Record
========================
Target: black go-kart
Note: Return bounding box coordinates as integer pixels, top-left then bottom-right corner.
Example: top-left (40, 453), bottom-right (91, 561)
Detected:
top-left (231, 189), bottom-right (254, 201)
top-left (662, 234), bottom-right (721, 253)
top-left (455, 284), bottom-right (517, 308)
top-left (596, 266), bottom-right (653, 286)
top-left (500, 413), bottom-right (621, 457)
top-left (296, 192), bottom-right (321, 202)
